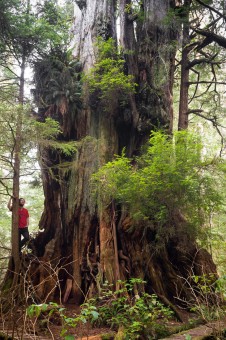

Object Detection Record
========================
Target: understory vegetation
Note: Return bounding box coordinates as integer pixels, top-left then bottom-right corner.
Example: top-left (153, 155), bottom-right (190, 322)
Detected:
top-left (25, 277), bottom-right (226, 339)
top-left (93, 130), bottom-right (225, 249)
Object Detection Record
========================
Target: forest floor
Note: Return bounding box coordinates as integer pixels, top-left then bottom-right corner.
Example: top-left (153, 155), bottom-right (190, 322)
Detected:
top-left (1, 303), bottom-right (226, 339)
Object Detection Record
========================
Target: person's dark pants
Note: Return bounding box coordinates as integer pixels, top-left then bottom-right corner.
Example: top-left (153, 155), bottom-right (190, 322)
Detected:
top-left (19, 227), bottom-right (29, 251)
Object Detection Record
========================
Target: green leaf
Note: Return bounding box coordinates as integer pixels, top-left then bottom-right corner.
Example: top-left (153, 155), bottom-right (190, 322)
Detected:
top-left (91, 311), bottom-right (99, 320)
top-left (64, 335), bottom-right (75, 340)
top-left (41, 303), bottom-right (48, 312)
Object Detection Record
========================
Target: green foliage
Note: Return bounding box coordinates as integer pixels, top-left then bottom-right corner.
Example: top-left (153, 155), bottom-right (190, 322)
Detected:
top-left (0, 102), bottom-right (76, 182)
top-left (93, 130), bottom-right (224, 244)
top-left (0, 103), bottom-right (32, 192)
top-left (33, 117), bottom-right (61, 140)
top-left (124, 1), bottom-right (142, 14)
top-left (27, 303), bottom-right (50, 318)
top-left (0, 0), bottom-right (72, 104)
top-left (0, 0), bottom-right (71, 57)
top-left (188, 274), bottom-right (226, 322)
top-left (0, 0), bottom-right (75, 212)
top-left (124, 1), bottom-right (144, 23)
top-left (184, 335), bottom-right (192, 340)
top-left (33, 117), bottom-right (76, 155)
top-left (92, 149), bottom-right (131, 205)
top-left (0, 103), bottom-right (75, 219)
top-left (27, 302), bottom-right (64, 336)
top-left (27, 279), bottom-right (173, 339)
top-left (33, 48), bottom-right (82, 117)
top-left (164, 5), bottom-right (190, 26)
top-left (84, 37), bottom-right (136, 102)
top-left (215, 276), bottom-right (226, 298)
top-left (60, 302), bottom-right (99, 339)
top-left (81, 279), bottom-right (173, 339)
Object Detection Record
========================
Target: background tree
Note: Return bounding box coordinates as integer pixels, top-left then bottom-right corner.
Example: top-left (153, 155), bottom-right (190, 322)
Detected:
top-left (0, 0), bottom-right (72, 291)
top-left (177, 0), bottom-right (226, 133)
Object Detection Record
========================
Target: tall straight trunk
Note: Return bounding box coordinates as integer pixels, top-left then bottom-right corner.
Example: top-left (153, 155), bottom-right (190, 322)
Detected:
top-left (1, 1), bottom-right (31, 299)
top-left (178, 0), bottom-right (191, 130)
top-left (34, 0), bottom-right (217, 311)
top-left (11, 54), bottom-right (25, 282)
top-left (11, 0), bottom-right (30, 282)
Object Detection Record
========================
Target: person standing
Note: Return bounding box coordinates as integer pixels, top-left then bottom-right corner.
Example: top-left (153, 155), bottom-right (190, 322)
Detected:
top-left (8, 197), bottom-right (30, 251)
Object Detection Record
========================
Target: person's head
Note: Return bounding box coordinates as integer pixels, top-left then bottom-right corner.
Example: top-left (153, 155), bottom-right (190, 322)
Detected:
top-left (19, 198), bottom-right (25, 207)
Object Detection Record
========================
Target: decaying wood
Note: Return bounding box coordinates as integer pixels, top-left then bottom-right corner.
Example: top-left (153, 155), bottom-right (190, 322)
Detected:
top-left (63, 279), bottom-right (73, 304)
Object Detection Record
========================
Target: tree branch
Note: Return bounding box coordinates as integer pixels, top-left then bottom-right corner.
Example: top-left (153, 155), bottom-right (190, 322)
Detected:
top-left (195, 0), bottom-right (226, 21)
top-left (186, 56), bottom-right (221, 69)
top-left (187, 109), bottom-right (203, 114)
top-left (193, 29), bottom-right (226, 49)
top-left (188, 110), bottom-right (226, 129)
top-left (188, 81), bottom-right (226, 85)
top-left (188, 68), bottom-right (200, 103)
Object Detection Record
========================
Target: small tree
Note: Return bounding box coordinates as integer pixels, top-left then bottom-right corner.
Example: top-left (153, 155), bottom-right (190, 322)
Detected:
top-left (0, 0), bottom-right (72, 289)
top-left (175, 0), bottom-right (226, 132)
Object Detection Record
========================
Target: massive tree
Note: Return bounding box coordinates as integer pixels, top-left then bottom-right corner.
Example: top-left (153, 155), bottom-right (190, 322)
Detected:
top-left (33, 0), bottom-right (218, 317)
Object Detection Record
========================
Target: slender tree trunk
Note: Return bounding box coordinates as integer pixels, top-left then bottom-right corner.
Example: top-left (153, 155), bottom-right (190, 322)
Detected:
top-left (178, 0), bottom-right (191, 130)
top-left (1, 53), bottom-right (26, 307)
top-left (11, 0), bottom-right (30, 285)
top-left (11, 54), bottom-right (25, 283)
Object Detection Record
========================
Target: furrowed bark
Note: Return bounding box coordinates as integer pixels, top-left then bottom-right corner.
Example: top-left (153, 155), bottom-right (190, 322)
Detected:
top-left (33, 0), bottom-right (218, 309)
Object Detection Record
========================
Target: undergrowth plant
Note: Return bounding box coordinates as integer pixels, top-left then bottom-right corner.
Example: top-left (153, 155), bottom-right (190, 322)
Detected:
top-left (91, 278), bottom-right (174, 339)
top-left (26, 276), bottom-right (226, 339)
top-left (176, 273), bottom-right (226, 325)
top-left (26, 278), bottom-right (174, 339)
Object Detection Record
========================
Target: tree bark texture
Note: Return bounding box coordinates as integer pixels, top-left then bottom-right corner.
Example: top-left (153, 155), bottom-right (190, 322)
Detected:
top-left (178, 0), bottom-right (191, 130)
top-left (33, 0), bottom-right (217, 309)
top-left (11, 54), bottom-right (26, 284)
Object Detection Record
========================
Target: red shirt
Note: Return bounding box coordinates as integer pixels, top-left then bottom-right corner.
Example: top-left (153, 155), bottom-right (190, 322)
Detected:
top-left (18, 208), bottom-right (29, 228)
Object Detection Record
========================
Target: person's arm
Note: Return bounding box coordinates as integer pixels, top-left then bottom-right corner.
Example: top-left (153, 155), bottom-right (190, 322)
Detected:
top-left (7, 197), bottom-right (13, 211)
top-left (26, 217), bottom-right (29, 228)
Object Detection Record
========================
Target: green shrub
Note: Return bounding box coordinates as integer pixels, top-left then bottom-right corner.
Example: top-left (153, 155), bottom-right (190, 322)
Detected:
top-left (84, 37), bottom-right (136, 102)
top-left (87, 279), bottom-right (173, 339)
top-left (26, 279), bottom-right (173, 339)
top-left (93, 130), bottom-right (225, 245)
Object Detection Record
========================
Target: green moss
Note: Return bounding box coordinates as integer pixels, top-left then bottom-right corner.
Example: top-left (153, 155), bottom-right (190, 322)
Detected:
top-left (101, 333), bottom-right (115, 340)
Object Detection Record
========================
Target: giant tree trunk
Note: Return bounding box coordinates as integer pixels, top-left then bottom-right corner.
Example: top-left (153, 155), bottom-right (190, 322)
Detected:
top-left (34, 0), bottom-right (217, 312)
